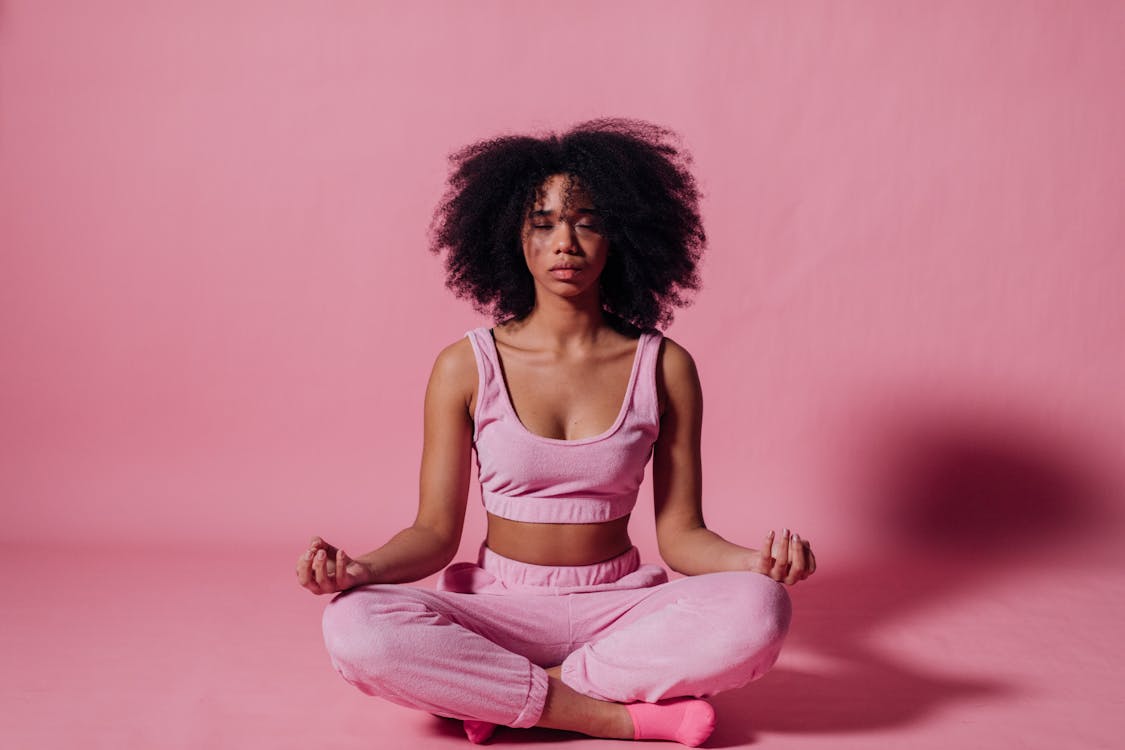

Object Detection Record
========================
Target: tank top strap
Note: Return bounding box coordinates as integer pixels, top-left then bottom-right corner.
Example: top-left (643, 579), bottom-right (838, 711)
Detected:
top-left (464, 327), bottom-right (506, 434)
top-left (630, 329), bottom-right (664, 428)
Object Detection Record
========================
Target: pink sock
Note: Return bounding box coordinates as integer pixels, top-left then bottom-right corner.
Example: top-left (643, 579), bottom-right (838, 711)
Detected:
top-left (625, 698), bottom-right (716, 747)
top-left (462, 719), bottom-right (497, 744)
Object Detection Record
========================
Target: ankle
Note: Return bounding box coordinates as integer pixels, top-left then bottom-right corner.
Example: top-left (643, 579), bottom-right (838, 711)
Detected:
top-left (607, 703), bottom-right (635, 740)
top-left (625, 698), bottom-right (716, 747)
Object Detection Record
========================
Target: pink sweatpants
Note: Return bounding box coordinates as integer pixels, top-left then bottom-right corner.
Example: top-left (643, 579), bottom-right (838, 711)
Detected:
top-left (321, 545), bottom-right (790, 728)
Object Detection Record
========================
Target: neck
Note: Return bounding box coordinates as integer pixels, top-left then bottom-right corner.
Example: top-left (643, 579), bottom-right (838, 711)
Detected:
top-left (513, 290), bottom-right (610, 347)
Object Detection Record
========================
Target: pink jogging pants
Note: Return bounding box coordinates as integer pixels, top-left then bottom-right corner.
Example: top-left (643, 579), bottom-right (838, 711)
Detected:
top-left (321, 545), bottom-right (791, 728)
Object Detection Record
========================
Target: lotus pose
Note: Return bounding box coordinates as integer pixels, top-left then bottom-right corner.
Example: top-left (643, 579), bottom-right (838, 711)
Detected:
top-left (296, 119), bottom-right (816, 746)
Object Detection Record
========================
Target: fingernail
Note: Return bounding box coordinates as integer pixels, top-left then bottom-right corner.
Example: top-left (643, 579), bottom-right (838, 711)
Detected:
top-left (782, 528), bottom-right (790, 536)
top-left (317, 550), bottom-right (325, 559)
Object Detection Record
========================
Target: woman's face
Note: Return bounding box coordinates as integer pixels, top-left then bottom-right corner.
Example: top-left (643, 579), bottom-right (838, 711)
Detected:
top-left (521, 174), bottom-right (609, 303)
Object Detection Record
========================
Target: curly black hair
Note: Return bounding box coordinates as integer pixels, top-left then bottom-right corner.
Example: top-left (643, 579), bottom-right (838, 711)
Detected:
top-left (429, 118), bottom-right (705, 331)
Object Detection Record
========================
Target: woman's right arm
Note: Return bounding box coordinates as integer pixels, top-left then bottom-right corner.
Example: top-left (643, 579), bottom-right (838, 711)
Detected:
top-left (296, 339), bottom-right (476, 594)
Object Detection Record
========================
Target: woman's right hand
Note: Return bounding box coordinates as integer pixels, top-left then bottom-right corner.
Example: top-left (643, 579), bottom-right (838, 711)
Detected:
top-left (749, 528), bottom-right (816, 586)
top-left (295, 536), bottom-right (374, 595)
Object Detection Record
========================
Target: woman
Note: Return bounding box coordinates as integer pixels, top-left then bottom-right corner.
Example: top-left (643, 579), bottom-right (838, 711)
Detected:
top-left (296, 119), bottom-right (815, 746)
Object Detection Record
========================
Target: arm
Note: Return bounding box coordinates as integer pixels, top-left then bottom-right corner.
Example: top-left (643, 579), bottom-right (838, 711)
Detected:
top-left (652, 338), bottom-right (815, 584)
top-left (297, 338), bottom-right (476, 593)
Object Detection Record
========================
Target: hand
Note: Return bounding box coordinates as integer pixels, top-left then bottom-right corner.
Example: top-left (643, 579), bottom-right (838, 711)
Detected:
top-left (750, 529), bottom-right (816, 586)
top-left (295, 536), bottom-right (373, 595)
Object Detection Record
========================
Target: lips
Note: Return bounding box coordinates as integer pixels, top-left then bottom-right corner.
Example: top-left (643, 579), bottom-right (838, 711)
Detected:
top-left (549, 264), bottom-right (583, 271)
top-left (549, 266), bottom-right (582, 280)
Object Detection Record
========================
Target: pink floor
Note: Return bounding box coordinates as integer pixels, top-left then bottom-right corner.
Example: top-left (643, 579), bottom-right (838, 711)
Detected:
top-left (4, 535), bottom-right (1122, 750)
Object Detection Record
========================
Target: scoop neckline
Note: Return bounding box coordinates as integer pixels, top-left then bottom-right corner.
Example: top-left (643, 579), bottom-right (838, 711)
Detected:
top-left (484, 328), bottom-right (647, 446)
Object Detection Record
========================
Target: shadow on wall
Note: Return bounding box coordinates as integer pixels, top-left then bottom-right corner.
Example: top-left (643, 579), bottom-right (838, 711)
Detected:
top-left (709, 406), bottom-right (1112, 743)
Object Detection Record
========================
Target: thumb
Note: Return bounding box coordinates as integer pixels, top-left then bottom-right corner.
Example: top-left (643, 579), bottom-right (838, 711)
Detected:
top-left (339, 550), bottom-right (369, 582)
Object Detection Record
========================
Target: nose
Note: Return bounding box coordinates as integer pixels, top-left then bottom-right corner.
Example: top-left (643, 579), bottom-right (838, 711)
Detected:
top-left (553, 220), bottom-right (579, 254)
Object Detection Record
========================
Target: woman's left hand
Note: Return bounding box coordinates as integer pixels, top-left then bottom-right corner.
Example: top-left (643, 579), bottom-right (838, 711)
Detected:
top-left (750, 529), bottom-right (816, 585)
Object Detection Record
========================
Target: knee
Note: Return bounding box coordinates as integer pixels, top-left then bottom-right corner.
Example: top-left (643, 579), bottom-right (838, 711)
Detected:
top-left (692, 572), bottom-right (791, 667)
top-left (321, 587), bottom-right (417, 685)
top-left (726, 572), bottom-right (792, 649)
top-left (321, 589), bottom-right (366, 665)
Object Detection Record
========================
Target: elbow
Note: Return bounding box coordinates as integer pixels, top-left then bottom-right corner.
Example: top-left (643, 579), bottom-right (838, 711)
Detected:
top-left (435, 543), bottom-right (459, 569)
top-left (665, 558), bottom-right (692, 577)
top-left (410, 521), bottom-right (462, 569)
top-left (656, 522), bottom-right (707, 576)
top-left (657, 535), bottom-right (689, 575)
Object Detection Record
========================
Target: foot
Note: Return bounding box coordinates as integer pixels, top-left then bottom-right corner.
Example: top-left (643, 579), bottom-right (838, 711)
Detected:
top-left (463, 720), bottom-right (497, 744)
top-left (625, 697), bottom-right (716, 747)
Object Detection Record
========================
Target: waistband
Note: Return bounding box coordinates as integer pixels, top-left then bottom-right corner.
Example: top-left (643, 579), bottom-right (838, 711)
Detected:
top-left (436, 543), bottom-right (668, 596)
top-left (478, 544), bottom-right (641, 588)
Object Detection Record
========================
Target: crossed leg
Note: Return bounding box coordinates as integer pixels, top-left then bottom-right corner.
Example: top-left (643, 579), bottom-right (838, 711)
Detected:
top-left (322, 571), bottom-right (790, 745)
top-left (465, 665), bottom-right (715, 746)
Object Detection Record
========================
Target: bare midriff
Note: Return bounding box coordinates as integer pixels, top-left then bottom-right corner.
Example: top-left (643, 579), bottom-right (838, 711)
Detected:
top-left (484, 513), bottom-right (634, 566)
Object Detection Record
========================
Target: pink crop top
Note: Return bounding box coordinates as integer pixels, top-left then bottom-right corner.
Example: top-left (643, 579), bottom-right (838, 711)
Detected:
top-left (465, 327), bottom-right (663, 524)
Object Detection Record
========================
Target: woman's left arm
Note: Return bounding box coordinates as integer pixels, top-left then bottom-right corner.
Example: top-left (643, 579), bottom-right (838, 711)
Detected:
top-left (652, 338), bottom-right (816, 585)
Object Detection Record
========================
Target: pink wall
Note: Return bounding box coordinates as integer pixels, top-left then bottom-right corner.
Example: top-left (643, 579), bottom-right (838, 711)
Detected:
top-left (2, 1), bottom-right (1122, 566)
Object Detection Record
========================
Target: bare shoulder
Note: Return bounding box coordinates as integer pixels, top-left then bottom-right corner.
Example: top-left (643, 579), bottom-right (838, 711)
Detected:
top-left (658, 336), bottom-right (698, 376)
top-left (433, 335), bottom-right (477, 375)
top-left (655, 336), bottom-right (702, 416)
top-left (428, 336), bottom-right (478, 411)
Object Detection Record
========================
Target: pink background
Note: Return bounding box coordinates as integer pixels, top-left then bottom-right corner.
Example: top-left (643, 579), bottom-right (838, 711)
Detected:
top-left (2, 1), bottom-right (1123, 748)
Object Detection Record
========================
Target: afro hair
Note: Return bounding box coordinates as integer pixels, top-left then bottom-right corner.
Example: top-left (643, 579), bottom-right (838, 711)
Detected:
top-left (429, 118), bottom-right (705, 331)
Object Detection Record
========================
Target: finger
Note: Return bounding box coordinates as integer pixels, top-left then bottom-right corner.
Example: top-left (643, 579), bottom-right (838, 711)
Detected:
top-left (336, 549), bottom-right (349, 587)
top-left (309, 537), bottom-right (340, 559)
top-left (297, 554), bottom-right (323, 594)
top-left (755, 531), bottom-right (775, 574)
top-left (770, 528), bottom-right (791, 580)
top-left (313, 549), bottom-right (330, 588)
top-left (801, 538), bottom-right (814, 580)
top-left (785, 533), bottom-right (807, 584)
top-left (296, 549), bottom-right (314, 587)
